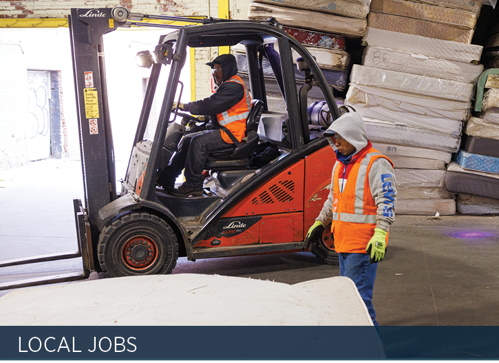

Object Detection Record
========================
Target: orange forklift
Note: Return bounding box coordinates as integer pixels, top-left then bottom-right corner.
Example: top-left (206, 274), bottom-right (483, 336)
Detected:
top-left (0, 6), bottom-right (341, 289)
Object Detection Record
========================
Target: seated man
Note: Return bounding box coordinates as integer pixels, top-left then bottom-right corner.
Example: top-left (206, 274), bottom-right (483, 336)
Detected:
top-left (157, 53), bottom-right (252, 197)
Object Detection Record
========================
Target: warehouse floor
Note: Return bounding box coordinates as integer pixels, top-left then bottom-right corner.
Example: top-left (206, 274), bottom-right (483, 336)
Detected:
top-left (1, 159), bottom-right (498, 326)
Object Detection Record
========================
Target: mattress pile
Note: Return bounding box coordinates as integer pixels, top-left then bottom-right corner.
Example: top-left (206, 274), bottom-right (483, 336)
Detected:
top-left (345, 1), bottom-right (485, 215)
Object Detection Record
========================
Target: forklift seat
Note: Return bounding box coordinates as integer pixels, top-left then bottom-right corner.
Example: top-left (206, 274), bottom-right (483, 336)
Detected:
top-left (205, 99), bottom-right (264, 171)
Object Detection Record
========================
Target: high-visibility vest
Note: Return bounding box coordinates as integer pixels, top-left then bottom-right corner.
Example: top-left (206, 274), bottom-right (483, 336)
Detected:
top-left (331, 144), bottom-right (394, 254)
top-left (217, 75), bottom-right (252, 144)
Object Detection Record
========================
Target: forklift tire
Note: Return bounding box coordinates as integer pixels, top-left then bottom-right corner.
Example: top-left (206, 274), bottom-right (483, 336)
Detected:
top-left (312, 223), bottom-right (339, 265)
top-left (97, 212), bottom-right (179, 277)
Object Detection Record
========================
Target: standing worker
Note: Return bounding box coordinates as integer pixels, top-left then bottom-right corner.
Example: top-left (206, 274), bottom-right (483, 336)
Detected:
top-left (157, 53), bottom-right (251, 196)
top-left (305, 107), bottom-right (397, 326)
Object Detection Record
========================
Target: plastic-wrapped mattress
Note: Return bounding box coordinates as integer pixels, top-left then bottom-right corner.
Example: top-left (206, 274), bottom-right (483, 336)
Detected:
top-left (369, 0), bottom-right (478, 29)
top-left (389, 156), bottom-right (445, 170)
top-left (283, 27), bottom-right (346, 50)
top-left (346, 84), bottom-right (470, 121)
top-left (395, 169), bottom-right (446, 188)
top-left (462, 135), bottom-right (499, 158)
top-left (456, 194), bottom-right (499, 215)
top-left (396, 199), bottom-right (456, 215)
top-left (292, 47), bottom-right (350, 71)
top-left (362, 46), bottom-right (483, 83)
top-left (350, 65), bottom-right (474, 102)
top-left (372, 142), bottom-right (452, 163)
top-left (407, 0), bottom-right (482, 13)
top-left (481, 111), bottom-right (499, 125)
top-left (364, 118), bottom-right (461, 153)
top-left (482, 89), bottom-right (499, 112)
top-left (445, 162), bottom-right (499, 200)
top-left (362, 28), bottom-right (483, 63)
top-left (398, 187), bottom-right (451, 199)
top-left (367, 12), bottom-right (474, 43)
top-left (465, 117), bottom-right (499, 141)
top-left (252, 0), bottom-right (370, 19)
top-left (248, 3), bottom-right (367, 37)
top-left (455, 150), bottom-right (499, 175)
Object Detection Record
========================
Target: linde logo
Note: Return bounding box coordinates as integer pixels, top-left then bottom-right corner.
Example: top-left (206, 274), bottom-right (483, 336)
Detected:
top-left (80, 10), bottom-right (106, 18)
top-left (223, 221), bottom-right (246, 229)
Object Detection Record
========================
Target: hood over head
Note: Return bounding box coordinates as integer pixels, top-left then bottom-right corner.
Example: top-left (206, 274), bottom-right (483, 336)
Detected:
top-left (323, 108), bottom-right (368, 156)
top-left (206, 53), bottom-right (238, 83)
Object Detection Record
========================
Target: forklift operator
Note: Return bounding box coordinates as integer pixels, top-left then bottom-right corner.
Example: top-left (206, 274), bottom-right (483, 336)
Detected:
top-left (157, 53), bottom-right (252, 197)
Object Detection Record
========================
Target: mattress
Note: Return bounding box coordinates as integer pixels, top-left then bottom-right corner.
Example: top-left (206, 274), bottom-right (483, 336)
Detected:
top-left (252, 0), bottom-right (370, 19)
top-left (481, 111), bottom-right (499, 125)
top-left (482, 89), bottom-right (499, 111)
top-left (235, 53), bottom-right (348, 92)
top-left (372, 142), bottom-right (452, 163)
top-left (465, 117), bottom-right (499, 141)
top-left (485, 74), bottom-right (499, 89)
top-left (397, 186), bottom-right (451, 199)
top-left (292, 47), bottom-right (350, 71)
top-left (350, 65), bottom-right (474, 102)
top-left (361, 28), bottom-right (483, 63)
top-left (364, 118), bottom-right (461, 152)
top-left (248, 3), bottom-right (367, 38)
top-left (396, 199), bottom-right (456, 215)
top-left (462, 135), bottom-right (499, 158)
top-left (389, 155), bottom-right (446, 169)
top-left (367, 12), bottom-right (474, 43)
top-left (283, 26), bottom-right (346, 50)
top-left (348, 101), bottom-right (463, 135)
top-left (395, 168), bottom-right (446, 188)
top-left (346, 84), bottom-right (470, 121)
top-left (456, 194), bottom-right (499, 215)
top-left (369, 0), bottom-right (478, 29)
top-left (455, 150), bottom-right (499, 175)
top-left (362, 46), bottom-right (483, 83)
top-left (401, 0), bottom-right (482, 13)
top-left (445, 162), bottom-right (499, 199)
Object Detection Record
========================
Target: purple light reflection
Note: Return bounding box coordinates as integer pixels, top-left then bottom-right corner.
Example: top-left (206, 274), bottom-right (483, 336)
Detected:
top-left (451, 231), bottom-right (495, 239)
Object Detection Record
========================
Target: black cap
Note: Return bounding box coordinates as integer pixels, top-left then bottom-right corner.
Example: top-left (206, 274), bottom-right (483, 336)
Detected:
top-left (206, 53), bottom-right (236, 68)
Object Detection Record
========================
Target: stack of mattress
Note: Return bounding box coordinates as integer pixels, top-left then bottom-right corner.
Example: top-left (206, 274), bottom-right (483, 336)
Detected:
top-left (247, 0), bottom-right (371, 93)
top-left (345, 15), bottom-right (483, 215)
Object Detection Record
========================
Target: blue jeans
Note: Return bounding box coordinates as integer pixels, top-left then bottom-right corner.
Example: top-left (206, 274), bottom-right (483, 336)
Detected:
top-left (339, 252), bottom-right (378, 326)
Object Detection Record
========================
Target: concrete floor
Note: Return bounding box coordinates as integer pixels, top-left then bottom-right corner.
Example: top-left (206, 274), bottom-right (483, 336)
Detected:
top-left (1, 159), bottom-right (498, 326)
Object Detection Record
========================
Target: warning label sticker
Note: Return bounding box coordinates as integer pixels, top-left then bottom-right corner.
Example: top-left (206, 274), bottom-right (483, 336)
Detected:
top-left (84, 88), bottom-right (99, 119)
top-left (89, 119), bottom-right (99, 135)
top-left (84, 71), bottom-right (94, 88)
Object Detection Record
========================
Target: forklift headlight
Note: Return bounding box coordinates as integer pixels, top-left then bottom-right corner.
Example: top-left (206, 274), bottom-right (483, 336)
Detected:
top-left (136, 50), bottom-right (154, 68)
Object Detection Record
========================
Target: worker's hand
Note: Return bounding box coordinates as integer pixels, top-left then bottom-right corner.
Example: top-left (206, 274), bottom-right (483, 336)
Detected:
top-left (304, 220), bottom-right (324, 250)
top-left (172, 101), bottom-right (184, 110)
top-left (366, 227), bottom-right (388, 263)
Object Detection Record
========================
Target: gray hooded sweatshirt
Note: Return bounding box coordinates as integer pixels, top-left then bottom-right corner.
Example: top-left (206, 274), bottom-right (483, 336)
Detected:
top-left (316, 111), bottom-right (397, 232)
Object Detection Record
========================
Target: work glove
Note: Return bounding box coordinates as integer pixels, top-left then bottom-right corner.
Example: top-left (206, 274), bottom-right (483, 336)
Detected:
top-left (304, 220), bottom-right (324, 250)
top-left (172, 101), bottom-right (184, 110)
top-left (366, 227), bottom-right (388, 263)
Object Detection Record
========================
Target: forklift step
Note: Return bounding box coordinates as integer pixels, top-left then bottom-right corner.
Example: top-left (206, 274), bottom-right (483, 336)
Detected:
top-left (192, 242), bottom-right (304, 259)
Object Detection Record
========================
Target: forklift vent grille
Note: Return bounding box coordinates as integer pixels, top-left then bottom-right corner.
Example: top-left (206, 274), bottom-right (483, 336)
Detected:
top-left (251, 180), bottom-right (295, 205)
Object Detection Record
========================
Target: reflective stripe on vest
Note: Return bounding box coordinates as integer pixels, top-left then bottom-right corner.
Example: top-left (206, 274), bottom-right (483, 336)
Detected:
top-left (218, 77), bottom-right (251, 127)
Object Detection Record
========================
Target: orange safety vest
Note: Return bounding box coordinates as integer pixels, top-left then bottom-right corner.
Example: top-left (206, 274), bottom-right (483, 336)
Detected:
top-left (331, 144), bottom-right (394, 254)
top-left (217, 75), bottom-right (252, 144)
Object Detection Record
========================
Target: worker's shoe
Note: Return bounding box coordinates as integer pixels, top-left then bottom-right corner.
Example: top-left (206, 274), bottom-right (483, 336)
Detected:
top-left (169, 183), bottom-right (203, 197)
top-left (156, 172), bottom-right (175, 190)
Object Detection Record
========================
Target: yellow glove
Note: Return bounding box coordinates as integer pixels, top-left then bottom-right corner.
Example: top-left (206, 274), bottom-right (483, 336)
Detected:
top-left (366, 227), bottom-right (387, 263)
top-left (172, 101), bottom-right (184, 110)
top-left (304, 220), bottom-right (324, 250)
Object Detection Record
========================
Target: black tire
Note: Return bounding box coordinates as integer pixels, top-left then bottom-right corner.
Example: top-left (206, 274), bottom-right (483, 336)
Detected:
top-left (312, 223), bottom-right (339, 265)
top-left (97, 212), bottom-right (179, 277)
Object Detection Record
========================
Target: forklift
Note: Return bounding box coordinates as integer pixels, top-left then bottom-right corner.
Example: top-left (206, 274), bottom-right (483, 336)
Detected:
top-left (0, 6), bottom-right (341, 288)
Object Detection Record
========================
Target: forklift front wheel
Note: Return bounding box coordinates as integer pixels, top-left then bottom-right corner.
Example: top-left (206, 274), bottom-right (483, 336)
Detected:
top-left (312, 223), bottom-right (339, 266)
top-left (97, 212), bottom-right (179, 277)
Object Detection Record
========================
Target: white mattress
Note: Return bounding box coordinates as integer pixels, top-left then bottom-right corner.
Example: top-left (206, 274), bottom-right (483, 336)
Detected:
top-left (465, 117), bottom-right (499, 141)
top-left (396, 199), bottom-right (456, 215)
top-left (248, 3), bottom-right (367, 37)
top-left (347, 101), bottom-right (464, 135)
top-left (372, 142), bottom-right (452, 163)
top-left (363, 46), bottom-right (483, 83)
top-left (482, 89), bottom-right (499, 112)
top-left (346, 84), bottom-right (470, 121)
top-left (292, 47), bottom-right (350, 71)
top-left (362, 28), bottom-right (483, 63)
top-left (369, 0), bottom-right (478, 29)
top-left (407, 0), bottom-right (482, 13)
top-left (253, 0), bottom-right (370, 19)
top-left (481, 111), bottom-right (499, 125)
top-left (397, 187), bottom-right (451, 199)
top-left (395, 169), bottom-right (446, 188)
top-left (367, 12), bottom-right (474, 43)
top-left (365, 118), bottom-right (460, 152)
top-left (350, 65), bottom-right (474, 102)
top-left (390, 155), bottom-right (446, 170)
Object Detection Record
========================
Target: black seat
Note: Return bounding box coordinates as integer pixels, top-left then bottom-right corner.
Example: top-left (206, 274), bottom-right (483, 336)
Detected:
top-left (205, 99), bottom-right (264, 171)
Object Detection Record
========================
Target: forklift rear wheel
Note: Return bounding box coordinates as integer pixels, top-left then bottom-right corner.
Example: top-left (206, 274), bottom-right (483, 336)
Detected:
top-left (312, 223), bottom-right (339, 265)
top-left (98, 212), bottom-right (179, 277)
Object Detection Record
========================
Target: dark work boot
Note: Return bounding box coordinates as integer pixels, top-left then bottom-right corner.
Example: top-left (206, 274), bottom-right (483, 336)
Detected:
top-left (169, 183), bottom-right (203, 197)
top-left (156, 170), bottom-right (176, 190)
